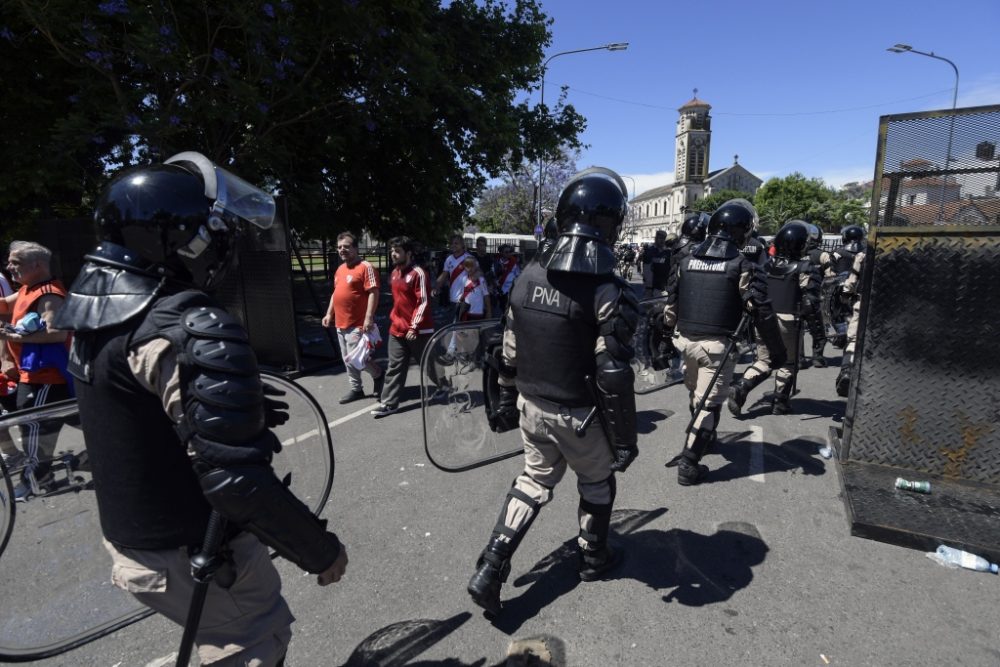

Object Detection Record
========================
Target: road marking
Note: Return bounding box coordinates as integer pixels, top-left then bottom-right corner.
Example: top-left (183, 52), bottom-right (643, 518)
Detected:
top-left (280, 403), bottom-right (376, 447)
top-left (748, 425), bottom-right (765, 483)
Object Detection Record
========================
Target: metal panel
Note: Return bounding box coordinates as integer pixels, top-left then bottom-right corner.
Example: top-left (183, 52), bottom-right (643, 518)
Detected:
top-left (835, 104), bottom-right (1000, 555)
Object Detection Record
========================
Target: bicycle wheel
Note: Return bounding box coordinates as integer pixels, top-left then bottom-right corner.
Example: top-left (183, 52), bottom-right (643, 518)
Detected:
top-left (0, 457), bottom-right (14, 559)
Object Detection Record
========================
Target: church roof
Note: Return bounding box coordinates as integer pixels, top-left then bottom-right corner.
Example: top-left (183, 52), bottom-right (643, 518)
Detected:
top-left (632, 183), bottom-right (676, 202)
top-left (679, 97), bottom-right (711, 110)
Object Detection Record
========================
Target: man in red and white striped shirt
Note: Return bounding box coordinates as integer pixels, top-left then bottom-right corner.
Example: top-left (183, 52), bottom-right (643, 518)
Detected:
top-left (433, 235), bottom-right (471, 323)
top-left (371, 236), bottom-right (435, 418)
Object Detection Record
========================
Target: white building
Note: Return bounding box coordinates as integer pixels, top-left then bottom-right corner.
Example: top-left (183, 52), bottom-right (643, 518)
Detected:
top-left (627, 94), bottom-right (762, 242)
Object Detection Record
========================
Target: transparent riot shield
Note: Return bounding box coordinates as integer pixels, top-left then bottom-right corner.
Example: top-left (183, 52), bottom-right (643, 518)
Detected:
top-left (0, 371), bottom-right (332, 662)
top-left (633, 296), bottom-right (684, 394)
top-left (420, 320), bottom-right (522, 471)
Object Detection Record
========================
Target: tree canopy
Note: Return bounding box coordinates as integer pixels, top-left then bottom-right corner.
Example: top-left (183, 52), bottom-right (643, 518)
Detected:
top-left (1, 0), bottom-right (585, 245)
top-left (753, 173), bottom-right (867, 234)
top-left (690, 189), bottom-right (751, 215)
top-left (470, 145), bottom-right (579, 234)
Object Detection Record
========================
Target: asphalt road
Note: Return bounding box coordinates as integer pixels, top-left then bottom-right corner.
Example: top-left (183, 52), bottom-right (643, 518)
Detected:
top-left (2, 283), bottom-right (998, 667)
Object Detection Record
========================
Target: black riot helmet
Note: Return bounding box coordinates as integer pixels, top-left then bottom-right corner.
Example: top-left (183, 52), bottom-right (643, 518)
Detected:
top-left (773, 220), bottom-right (811, 259)
top-left (707, 199), bottom-right (758, 247)
top-left (806, 223), bottom-right (822, 250)
top-left (554, 167), bottom-right (629, 245)
top-left (93, 152), bottom-right (275, 289)
top-left (539, 167), bottom-right (629, 275)
top-left (681, 211), bottom-right (710, 241)
top-left (842, 224), bottom-right (865, 244)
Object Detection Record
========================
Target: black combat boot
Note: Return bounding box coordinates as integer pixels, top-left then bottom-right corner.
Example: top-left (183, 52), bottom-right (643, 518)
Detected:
top-left (812, 339), bottom-right (827, 367)
top-left (727, 375), bottom-right (765, 417)
top-left (467, 539), bottom-right (511, 617)
top-left (578, 477), bottom-right (621, 582)
top-left (677, 429), bottom-right (712, 486)
top-left (468, 483), bottom-right (542, 617)
top-left (772, 384), bottom-right (793, 415)
top-left (836, 352), bottom-right (853, 397)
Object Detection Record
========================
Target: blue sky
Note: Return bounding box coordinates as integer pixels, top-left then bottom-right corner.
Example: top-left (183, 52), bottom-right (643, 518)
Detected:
top-left (530, 0), bottom-right (1000, 198)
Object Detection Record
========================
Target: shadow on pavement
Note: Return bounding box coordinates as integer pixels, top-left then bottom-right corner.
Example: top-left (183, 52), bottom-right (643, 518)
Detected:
top-left (708, 432), bottom-right (827, 484)
top-left (338, 613), bottom-right (567, 666)
top-left (636, 409), bottom-right (674, 435)
top-left (339, 613), bottom-right (473, 667)
top-left (492, 510), bottom-right (767, 633)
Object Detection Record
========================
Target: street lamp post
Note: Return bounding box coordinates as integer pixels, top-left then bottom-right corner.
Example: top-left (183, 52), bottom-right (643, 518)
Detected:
top-left (536, 42), bottom-right (628, 231)
top-left (887, 43), bottom-right (960, 221)
top-left (622, 174), bottom-right (636, 242)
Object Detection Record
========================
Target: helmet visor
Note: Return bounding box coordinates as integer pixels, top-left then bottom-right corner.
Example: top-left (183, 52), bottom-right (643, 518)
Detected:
top-left (215, 166), bottom-right (275, 230)
top-left (165, 151), bottom-right (275, 229)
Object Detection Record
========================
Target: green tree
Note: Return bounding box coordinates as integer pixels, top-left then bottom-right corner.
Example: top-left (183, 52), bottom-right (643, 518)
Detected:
top-left (1, 0), bottom-right (585, 245)
top-left (690, 189), bottom-right (752, 215)
top-left (753, 173), bottom-right (838, 234)
top-left (471, 146), bottom-right (578, 233)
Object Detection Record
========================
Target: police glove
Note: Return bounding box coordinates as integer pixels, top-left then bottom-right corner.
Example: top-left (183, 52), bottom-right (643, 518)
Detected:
top-left (839, 291), bottom-right (856, 307)
top-left (263, 384), bottom-right (290, 429)
top-left (610, 444), bottom-right (638, 473)
top-left (491, 385), bottom-right (520, 433)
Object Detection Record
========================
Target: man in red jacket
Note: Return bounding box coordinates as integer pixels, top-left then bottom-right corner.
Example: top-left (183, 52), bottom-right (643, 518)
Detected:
top-left (371, 236), bottom-right (435, 418)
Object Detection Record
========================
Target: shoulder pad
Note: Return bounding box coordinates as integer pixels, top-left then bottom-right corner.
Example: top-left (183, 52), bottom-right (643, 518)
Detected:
top-left (132, 291), bottom-right (217, 346)
top-left (182, 306), bottom-right (250, 343)
top-left (51, 262), bottom-right (164, 333)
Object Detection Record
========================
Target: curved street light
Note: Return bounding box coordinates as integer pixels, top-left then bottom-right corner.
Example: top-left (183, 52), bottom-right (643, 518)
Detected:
top-left (887, 43), bottom-right (960, 221)
top-left (536, 42), bottom-right (629, 230)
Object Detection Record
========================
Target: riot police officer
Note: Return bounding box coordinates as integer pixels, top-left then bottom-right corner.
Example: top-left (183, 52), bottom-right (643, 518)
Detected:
top-left (803, 223), bottom-right (832, 366)
top-left (741, 229), bottom-right (768, 266)
top-left (52, 153), bottom-right (346, 665)
top-left (468, 168), bottom-right (639, 617)
top-left (642, 229), bottom-right (672, 297)
top-left (728, 221), bottom-right (820, 416)
top-left (662, 199), bottom-right (786, 485)
top-left (836, 248), bottom-right (866, 396)
top-left (669, 211), bottom-right (709, 278)
top-left (830, 224), bottom-right (865, 274)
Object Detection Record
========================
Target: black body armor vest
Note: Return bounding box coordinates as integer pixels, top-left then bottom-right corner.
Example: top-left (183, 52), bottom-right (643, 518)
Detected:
top-left (645, 245), bottom-right (672, 289)
top-left (71, 293), bottom-right (213, 550)
top-left (741, 238), bottom-right (766, 264)
top-left (676, 254), bottom-right (745, 336)
top-left (830, 246), bottom-right (857, 274)
top-left (766, 259), bottom-right (809, 315)
top-left (510, 261), bottom-right (608, 406)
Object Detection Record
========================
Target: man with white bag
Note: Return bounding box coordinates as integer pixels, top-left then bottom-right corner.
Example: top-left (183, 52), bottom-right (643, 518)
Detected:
top-left (322, 231), bottom-right (385, 403)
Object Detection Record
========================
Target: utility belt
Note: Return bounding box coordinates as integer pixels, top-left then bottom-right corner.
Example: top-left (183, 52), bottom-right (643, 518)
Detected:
top-left (520, 391), bottom-right (594, 415)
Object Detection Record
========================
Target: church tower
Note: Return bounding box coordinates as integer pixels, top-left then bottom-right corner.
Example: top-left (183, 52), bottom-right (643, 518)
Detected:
top-left (675, 91), bottom-right (712, 184)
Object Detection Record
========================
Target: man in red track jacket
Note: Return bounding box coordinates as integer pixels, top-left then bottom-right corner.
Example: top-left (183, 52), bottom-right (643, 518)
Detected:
top-left (371, 236), bottom-right (435, 418)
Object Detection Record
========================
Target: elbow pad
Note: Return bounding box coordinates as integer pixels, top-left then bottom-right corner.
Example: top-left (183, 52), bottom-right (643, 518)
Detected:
top-left (171, 306), bottom-right (275, 464)
top-left (199, 463), bottom-right (341, 574)
top-left (596, 354), bottom-right (637, 448)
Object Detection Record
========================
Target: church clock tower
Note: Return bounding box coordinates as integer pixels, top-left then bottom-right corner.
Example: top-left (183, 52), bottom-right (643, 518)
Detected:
top-left (675, 91), bottom-right (712, 184)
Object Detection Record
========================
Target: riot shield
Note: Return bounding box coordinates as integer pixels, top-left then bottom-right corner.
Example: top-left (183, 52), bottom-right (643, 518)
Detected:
top-left (420, 320), bottom-right (523, 471)
top-left (0, 371), bottom-right (332, 662)
top-left (819, 273), bottom-right (851, 348)
top-left (633, 296), bottom-right (684, 394)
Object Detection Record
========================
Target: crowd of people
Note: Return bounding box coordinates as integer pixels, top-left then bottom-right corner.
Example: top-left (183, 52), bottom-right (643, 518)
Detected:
top-left (0, 153), bottom-right (868, 665)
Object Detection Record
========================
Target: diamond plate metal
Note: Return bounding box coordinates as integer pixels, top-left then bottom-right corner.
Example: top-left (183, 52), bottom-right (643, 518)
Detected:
top-left (847, 230), bottom-right (1000, 483)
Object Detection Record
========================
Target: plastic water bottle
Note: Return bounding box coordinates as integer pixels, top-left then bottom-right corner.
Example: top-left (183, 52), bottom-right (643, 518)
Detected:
top-left (926, 545), bottom-right (999, 574)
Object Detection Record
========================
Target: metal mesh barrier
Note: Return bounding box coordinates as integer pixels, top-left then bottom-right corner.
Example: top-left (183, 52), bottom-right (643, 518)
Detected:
top-left (834, 104), bottom-right (1000, 559)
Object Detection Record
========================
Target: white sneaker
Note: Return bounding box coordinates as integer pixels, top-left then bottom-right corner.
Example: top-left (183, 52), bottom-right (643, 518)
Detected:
top-left (371, 403), bottom-right (398, 418)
